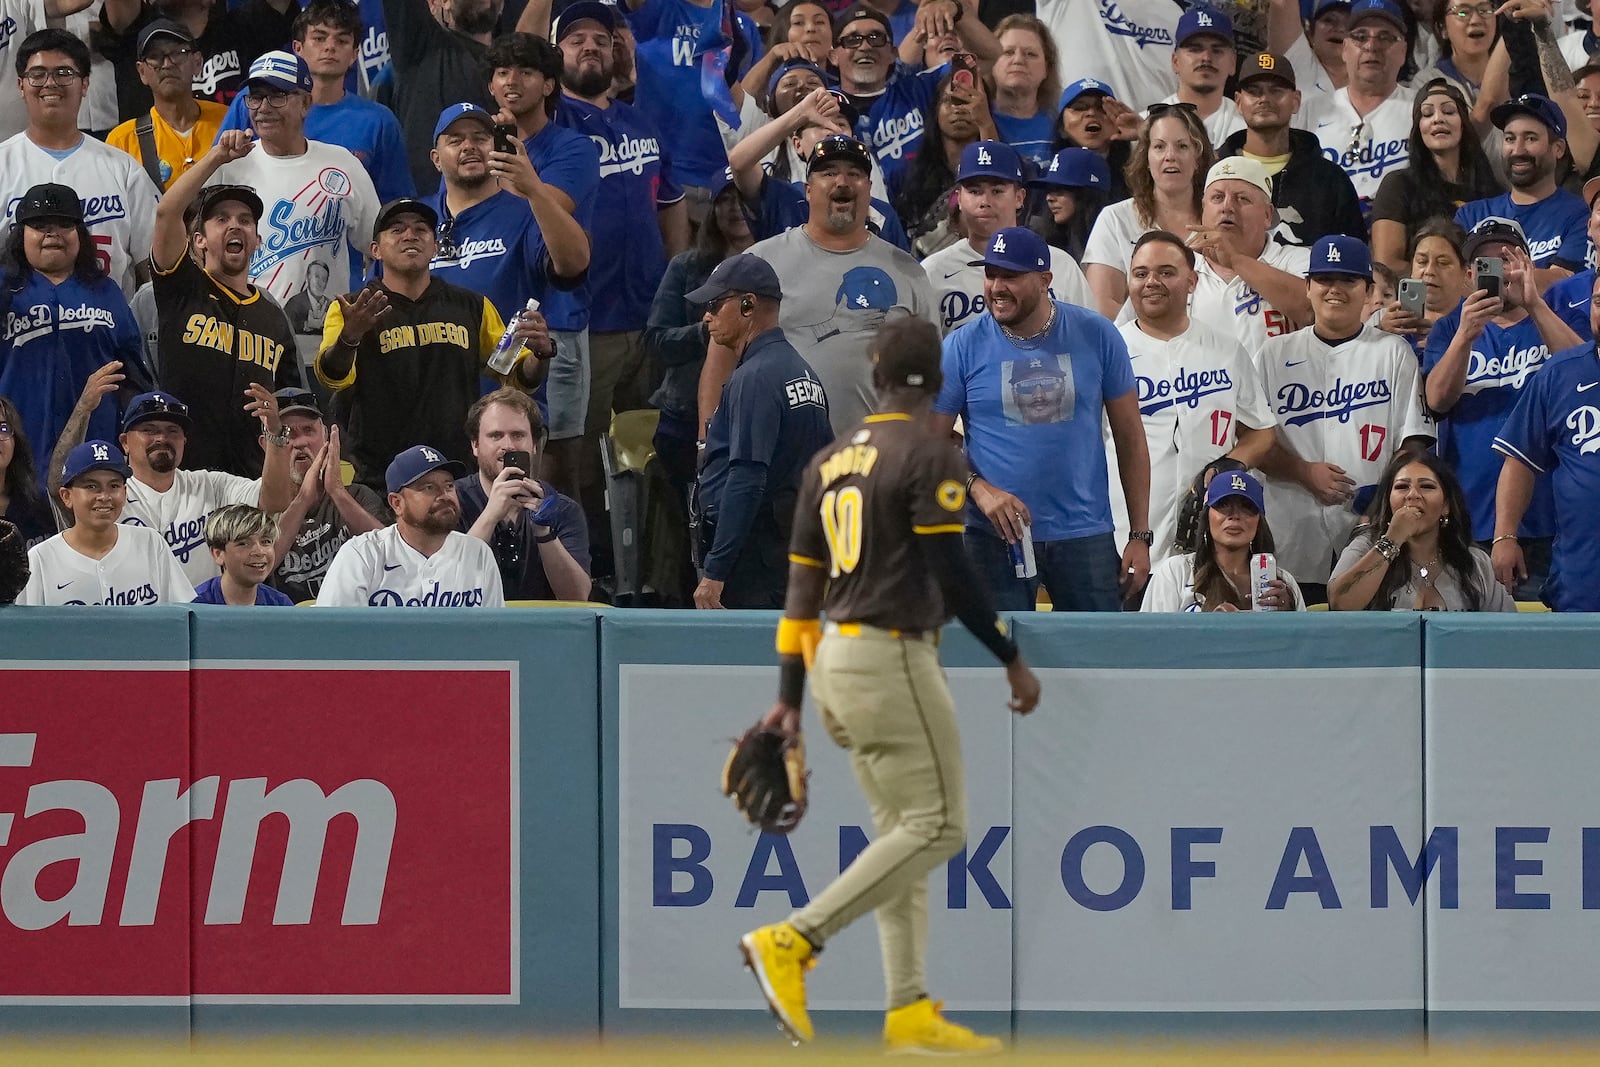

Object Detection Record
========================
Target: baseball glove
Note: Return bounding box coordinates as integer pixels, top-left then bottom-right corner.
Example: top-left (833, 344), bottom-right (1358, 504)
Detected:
top-left (1173, 456), bottom-right (1249, 555)
top-left (721, 724), bottom-right (809, 834)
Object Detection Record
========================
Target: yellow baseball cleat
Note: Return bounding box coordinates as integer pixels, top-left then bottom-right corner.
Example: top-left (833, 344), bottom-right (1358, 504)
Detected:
top-left (883, 998), bottom-right (1003, 1056)
top-left (739, 922), bottom-right (816, 1044)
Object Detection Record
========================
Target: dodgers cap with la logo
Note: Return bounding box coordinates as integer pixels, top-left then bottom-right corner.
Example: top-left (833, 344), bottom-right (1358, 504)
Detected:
top-left (1307, 234), bottom-right (1372, 279)
top-left (967, 226), bottom-right (1050, 273)
top-left (1204, 468), bottom-right (1266, 513)
top-left (1030, 147), bottom-right (1112, 191)
top-left (386, 444), bottom-right (469, 494)
top-left (1175, 4), bottom-right (1234, 46)
top-left (122, 391), bottom-right (194, 434)
top-left (956, 140), bottom-right (1024, 185)
top-left (61, 440), bottom-right (133, 486)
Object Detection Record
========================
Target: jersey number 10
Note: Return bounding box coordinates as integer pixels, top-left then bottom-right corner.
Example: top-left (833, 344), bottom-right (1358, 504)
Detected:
top-left (820, 487), bottom-right (864, 577)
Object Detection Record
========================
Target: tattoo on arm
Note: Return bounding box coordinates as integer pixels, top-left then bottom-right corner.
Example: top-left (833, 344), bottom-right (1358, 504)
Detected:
top-left (1531, 16), bottom-right (1574, 92)
top-left (1334, 557), bottom-right (1388, 597)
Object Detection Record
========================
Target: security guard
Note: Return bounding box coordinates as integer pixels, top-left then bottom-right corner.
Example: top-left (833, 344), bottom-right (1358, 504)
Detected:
top-left (691, 254), bottom-right (834, 609)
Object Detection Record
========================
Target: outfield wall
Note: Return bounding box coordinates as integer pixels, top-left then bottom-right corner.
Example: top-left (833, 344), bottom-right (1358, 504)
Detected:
top-left (1, 609), bottom-right (1596, 1038)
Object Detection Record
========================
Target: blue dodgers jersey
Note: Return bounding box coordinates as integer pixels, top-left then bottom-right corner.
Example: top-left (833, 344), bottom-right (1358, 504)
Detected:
top-left (841, 62), bottom-right (945, 190)
top-left (218, 94), bottom-right (415, 203)
top-left (933, 303), bottom-right (1136, 541)
top-left (421, 188), bottom-right (556, 323)
top-left (555, 95), bottom-right (684, 332)
top-left (991, 110), bottom-right (1056, 170)
top-left (1493, 342), bottom-right (1600, 610)
top-left (1423, 304), bottom-right (1557, 539)
top-left (1545, 268), bottom-right (1595, 342)
top-left (1455, 190), bottom-right (1590, 269)
top-left (526, 121), bottom-right (600, 333)
top-left (754, 176), bottom-right (910, 251)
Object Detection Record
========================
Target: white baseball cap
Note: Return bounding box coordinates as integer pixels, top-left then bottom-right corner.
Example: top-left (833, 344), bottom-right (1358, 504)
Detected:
top-left (1204, 156), bottom-right (1273, 198)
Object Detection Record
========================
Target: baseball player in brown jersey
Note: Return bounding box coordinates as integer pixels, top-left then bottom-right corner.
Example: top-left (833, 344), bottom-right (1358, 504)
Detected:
top-left (738, 317), bottom-right (1041, 1055)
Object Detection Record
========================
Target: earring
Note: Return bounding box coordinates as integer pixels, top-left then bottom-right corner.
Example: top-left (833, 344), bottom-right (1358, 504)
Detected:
top-left (1440, 515), bottom-right (1450, 527)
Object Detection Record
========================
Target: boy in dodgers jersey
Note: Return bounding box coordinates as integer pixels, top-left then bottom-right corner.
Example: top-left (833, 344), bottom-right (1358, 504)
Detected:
top-left (1255, 236), bottom-right (1433, 590)
top-left (317, 444), bottom-right (504, 607)
top-left (20, 440), bottom-right (194, 605)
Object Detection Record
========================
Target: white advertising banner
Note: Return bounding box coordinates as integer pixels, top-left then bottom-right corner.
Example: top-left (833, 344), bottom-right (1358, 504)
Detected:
top-left (1013, 666), bottom-right (1425, 1011)
top-left (616, 663), bottom-right (1016, 1011)
top-left (1426, 668), bottom-right (1600, 1011)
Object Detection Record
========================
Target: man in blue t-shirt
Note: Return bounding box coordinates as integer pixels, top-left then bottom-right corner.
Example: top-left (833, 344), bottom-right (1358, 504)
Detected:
top-left (216, 0), bottom-right (414, 203)
top-left (1543, 176), bottom-right (1600, 341)
top-left (930, 227), bottom-right (1152, 612)
top-left (1423, 216), bottom-right (1579, 599)
top-left (828, 5), bottom-right (946, 191)
top-left (1456, 93), bottom-right (1589, 287)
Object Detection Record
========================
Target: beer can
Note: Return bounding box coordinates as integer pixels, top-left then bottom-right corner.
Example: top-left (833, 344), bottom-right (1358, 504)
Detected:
top-left (1251, 552), bottom-right (1277, 611)
top-left (1009, 521), bottom-right (1038, 579)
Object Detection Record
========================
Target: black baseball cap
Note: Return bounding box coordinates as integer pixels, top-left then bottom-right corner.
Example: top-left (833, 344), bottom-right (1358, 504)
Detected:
top-left (195, 184), bottom-right (264, 226)
top-left (807, 134), bottom-right (873, 176)
top-left (1462, 215), bottom-right (1530, 259)
top-left (136, 18), bottom-right (194, 57)
top-left (274, 387), bottom-right (322, 419)
top-left (834, 4), bottom-right (893, 41)
top-left (685, 253), bottom-right (783, 303)
top-left (554, 0), bottom-right (620, 40)
top-left (373, 198), bottom-right (439, 241)
top-left (14, 183), bottom-right (83, 226)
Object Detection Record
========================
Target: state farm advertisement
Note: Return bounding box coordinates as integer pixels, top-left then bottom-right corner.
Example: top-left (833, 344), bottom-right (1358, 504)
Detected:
top-left (0, 665), bottom-right (516, 1003)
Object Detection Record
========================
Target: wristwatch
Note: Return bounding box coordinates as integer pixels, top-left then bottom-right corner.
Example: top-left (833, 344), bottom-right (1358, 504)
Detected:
top-left (1128, 529), bottom-right (1154, 544)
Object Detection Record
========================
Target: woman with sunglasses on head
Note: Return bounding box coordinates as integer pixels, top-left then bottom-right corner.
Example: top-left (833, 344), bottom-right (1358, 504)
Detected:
top-left (1329, 450), bottom-right (1515, 611)
top-left (1141, 469), bottom-right (1304, 612)
top-left (1082, 105), bottom-right (1214, 320)
top-left (1369, 78), bottom-right (1502, 274)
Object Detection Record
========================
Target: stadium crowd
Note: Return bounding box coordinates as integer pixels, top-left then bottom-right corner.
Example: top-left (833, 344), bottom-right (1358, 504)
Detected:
top-left (1, 0), bottom-right (1599, 612)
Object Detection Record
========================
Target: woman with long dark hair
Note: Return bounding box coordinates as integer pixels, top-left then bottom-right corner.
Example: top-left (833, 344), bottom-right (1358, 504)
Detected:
top-left (894, 73), bottom-right (995, 255)
top-left (1142, 470), bottom-right (1303, 612)
top-left (1028, 147), bottom-right (1112, 261)
top-left (0, 394), bottom-right (54, 548)
top-left (1369, 79), bottom-right (1501, 273)
top-left (1053, 79), bottom-right (1133, 203)
top-left (1329, 451), bottom-right (1514, 611)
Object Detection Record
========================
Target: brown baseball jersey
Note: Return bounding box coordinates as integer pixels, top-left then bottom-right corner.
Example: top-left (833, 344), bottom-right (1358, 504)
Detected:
top-left (789, 412), bottom-right (970, 632)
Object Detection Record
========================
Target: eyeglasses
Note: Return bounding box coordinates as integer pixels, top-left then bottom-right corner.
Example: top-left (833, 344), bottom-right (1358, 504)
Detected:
top-left (22, 66), bottom-right (82, 86)
top-left (140, 46), bottom-right (196, 66)
top-left (1447, 4), bottom-right (1494, 18)
top-left (245, 90), bottom-right (294, 109)
top-left (1147, 101), bottom-right (1198, 117)
top-left (838, 31), bottom-right (890, 49)
top-left (1347, 119), bottom-right (1367, 156)
top-left (705, 293), bottom-right (744, 314)
top-left (435, 216), bottom-right (458, 259)
top-left (1347, 29), bottom-right (1403, 48)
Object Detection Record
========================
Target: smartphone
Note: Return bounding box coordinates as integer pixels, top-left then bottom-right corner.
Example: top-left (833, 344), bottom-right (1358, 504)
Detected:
top-left (1475, 256), bottom-right (1503, 300)
top-left (502, 449), bottom-right (533, 478)
top-left (493, 123), bottom-right (518, 156)
top-left (1397, 277), bottom-right (1426, 315)
top-left (951, 51), bottom-right (978, 89)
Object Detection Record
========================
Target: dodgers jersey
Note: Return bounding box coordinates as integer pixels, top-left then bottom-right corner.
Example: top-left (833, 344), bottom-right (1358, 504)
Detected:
top-left (0, 0), bottom-right (46, 141)
top-left (839, 62), bottom-right (946, 190)
top-left (1255, 323), bottom-right (1434, 582)
top-left (1545, 267), bottom-right (1595, 341)
top-left (20, 525), bottom-right (196, 606)
top-left (1189, 239), bottom-right (1312, 359)
top-left (0, 133), bottom-right (161, 298)
top-left (315, 525), bottom-right (505, 607)
top-left (423, 188), bottom-right (560, 323)
top-left (1139, 551), bottom-right (1305, 611)
top-left (1455, 190), bottom-right (1590, 272)
top-left (120, 468), bottom-right (262, 588)
top-left (1035, 0), bottom-right (1177, 110)
top-left (921, 239), bottom-right (1093, 334)
top-left (1107, 317), bottom-right (1276, 562)
top-left (1493, 342), bottom-right (1600, 611)
top-left (1304, 86), bottom-right (1414, 208)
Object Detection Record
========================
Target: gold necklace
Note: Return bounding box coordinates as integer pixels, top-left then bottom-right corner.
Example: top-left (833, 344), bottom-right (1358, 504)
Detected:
top-left (1000, 301), bottom-right (1058, 347)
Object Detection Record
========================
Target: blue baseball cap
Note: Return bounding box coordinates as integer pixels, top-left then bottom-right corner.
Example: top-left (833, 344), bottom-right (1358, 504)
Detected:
top-left (1490, 92), bottom-right (1567, 140)
top-left (968, 226), bottom-right (1051, 273)
top-left (1205, 469), bottom-right (1266, 513)
top-left (1175, 5), bottom-right (1234, 45)
top-left (386, 445), bottom-right (468, 494)
top-left (1058, 77), bottom-right (1116, 112)
top-left (1347, 0), bottom-right (1405, 31)
top-left (433, 102), bottom-right (496, 143)
top-left (60, 441), bottom-right (132, 486)
top-left (554, 0), bottom-right (620, 41)
top-left (685, 252), bottom-right (783, 304)
top-left (247, 50), bottom-right (311, 94)
top-left (122, 391), bottom-right (193, 434)
top-left (1307, 234), bottom-right (1372, 279)
top-left (1031, 147), bottom-right (1112, 190)
top-left (1010, 353), bottom-right (1065, 383)
top-left (766, 59), bottom-right (825, 105)
top-left (1310, 0), bottom-right (1351, 19)
top-left (956, 140), bottom-right (1024, 184)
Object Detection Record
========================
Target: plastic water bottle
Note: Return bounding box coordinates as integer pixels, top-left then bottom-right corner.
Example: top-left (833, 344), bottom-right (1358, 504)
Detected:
top-left (486, 298), bottom-right (541, 374)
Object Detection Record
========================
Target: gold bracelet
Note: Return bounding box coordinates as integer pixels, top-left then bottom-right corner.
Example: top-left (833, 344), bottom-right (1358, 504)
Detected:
top-left (1492, 535), bottom-right (1518, 546)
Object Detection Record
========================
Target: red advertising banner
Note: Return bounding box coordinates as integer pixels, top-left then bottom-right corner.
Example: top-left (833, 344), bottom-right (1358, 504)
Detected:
top-left (0, 665), bottom-right (515, 1003)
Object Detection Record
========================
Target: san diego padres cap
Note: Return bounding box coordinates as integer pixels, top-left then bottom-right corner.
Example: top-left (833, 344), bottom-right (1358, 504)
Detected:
top-left (1238, 52), bottom-right (1295, 89)
top-left (386, 445), bottom-right (467, 494)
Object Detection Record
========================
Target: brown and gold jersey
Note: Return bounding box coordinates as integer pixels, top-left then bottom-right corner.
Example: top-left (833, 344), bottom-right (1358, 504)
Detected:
top-left (789, 413), bottom-right (970, 632)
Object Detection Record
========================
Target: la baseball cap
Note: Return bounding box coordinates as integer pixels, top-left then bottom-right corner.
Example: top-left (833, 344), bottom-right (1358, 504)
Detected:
top-left (122, 391), bottom-right (193, 434)
top-left (686, 252), bottom-right (783, 304)
top-left (1058, 77), bottom-right (1116, 112)
top-left (194, 183), bottom-right (264, 226)
top-left (1010, 353), bottom-right (1066, 383)
top-left (956, 140), bottom-right (1024, 185)
top-left (1490, 92), bottom-right (1567, 140)
top-left (766, 59), bottom-right (825, 105)
top-left (968, 226), bottom-right (1050, 273)
top-left (1237, 52), bottom-right (1296, 89)
top-left (554, 0), bottom-right (620, 40)
top-left (373, 197), bottom-right (440, 241)
top-left (833, 4), bottom-right (893, 42)
top-left (1310, 0), bottom-right (1352, 19)
top-left (274, 387), bottom-right (322, 420)
top-left (386, 444), bottom-right (467, 494)
top-left (14, 183), bottom-right (83, 226)
top-left (433, 101), bottom-right (496, 142)
top-left (136, 18), bottom-right (194, 57)
top-left (1347, 0), bottom-right (1406, 32)
top-left (60, 440), bottom-right (132, 487)
top-left (807, 134), bottom-right (874, 175)
top-left (1175, 5), bottom-right (1234, 46)
top-left (1030, 147), bottom-right (1112, 190)
top-left (1307, 234), bottom-right (1372, 279)
top-left (1205, 156), bottom-right (1273, 197)
top-left (1462, 215), bottom-right (1530, 258)
top-left (1205, 469), bottom-right (1266, 513)
top-left (246, 50), bottom-right (312, 94)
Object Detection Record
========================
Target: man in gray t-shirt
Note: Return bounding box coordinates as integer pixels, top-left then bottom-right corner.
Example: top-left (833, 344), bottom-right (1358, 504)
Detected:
top-left (745, 136), bottom-right (938, 434)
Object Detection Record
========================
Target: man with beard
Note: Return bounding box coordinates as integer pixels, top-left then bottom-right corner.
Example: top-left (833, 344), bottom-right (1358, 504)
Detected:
top-left (1456, 94), bottom-right (1588, 287)
top-left (267, 387), bottom-right (390, 603)
top-left (382, 0), bottom-right (499, 189)
top-left (931, 226), bottom-right (1152, 611)
top-left (106, 20), bottom-right (229, 190)
top-left (1186, 157), bottom-right (1313, 360)
top-left (1148, 7), bottom-right (1245, 148)
top-left (316, 443), bottom-right (504, 606)
top-left (150, 128), bottom-right (304, 476)
top-left (1216, 52), bottom-right (1365, 246)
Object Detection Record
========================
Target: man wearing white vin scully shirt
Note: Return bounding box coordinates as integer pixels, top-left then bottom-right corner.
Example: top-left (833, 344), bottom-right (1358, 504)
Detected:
top-left (316, 444), bottom-right (505, 607)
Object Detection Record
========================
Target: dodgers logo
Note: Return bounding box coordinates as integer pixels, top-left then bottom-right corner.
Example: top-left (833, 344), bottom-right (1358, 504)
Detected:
top-left (866, 109), bottom-right (924, 161)
top-left (80, 194), bottom-right (128, 226)
top-left (91, 443), bottom-right (110, 461)
top-left (1277, 377), bottom-right (1393, 426)
top-left (1099, 0), bottom-right (1173, 48)
top-left (1323, 137), bottom-right (1408, 181)
top-left (368, 581), bottom-right (486, 607)
top-left (837, 267), bottom-right (897, 311)
top-left (1568, 405), bottom-right (1600, 455)
top-left (193, 49), bottom-right (240, 97)
top-left (593, 134), bottom-right (662, 178)
top-left (1137, 367), bottom-right (1234, 416)
top-left (1463, 342), bottom-right (1548, 395)
top-left (433, 236), bottom-right (507, 270)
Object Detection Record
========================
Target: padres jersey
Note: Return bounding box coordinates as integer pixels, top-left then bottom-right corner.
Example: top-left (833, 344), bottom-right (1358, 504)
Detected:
top-left (1255, 323), bottom-right (1434, 583)
top-left (120, 467), bottom-right (261, 588)
top-left (20, 524), bottom-right (196, 606)
top-left (153, 255), bottom-right (303, 477)
top-left (0, 133), bottom-right (161, 298)
top-left (1190, 240), bottom-right (1312, 360)
top-left (921, 240), bottom-right (1093, 335)
top-left (789, 412), bottom-right (970, 632)
top-left (315, 525), bottom-right (504, 607)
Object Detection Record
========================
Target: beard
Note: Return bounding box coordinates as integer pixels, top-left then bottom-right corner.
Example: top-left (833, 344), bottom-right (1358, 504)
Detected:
top-left (146, 448), bottom-right (177, 475)
top-left (563, 65), bottom-right (611, 98)
top-left (414, 505), bottom-right (459, 536)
